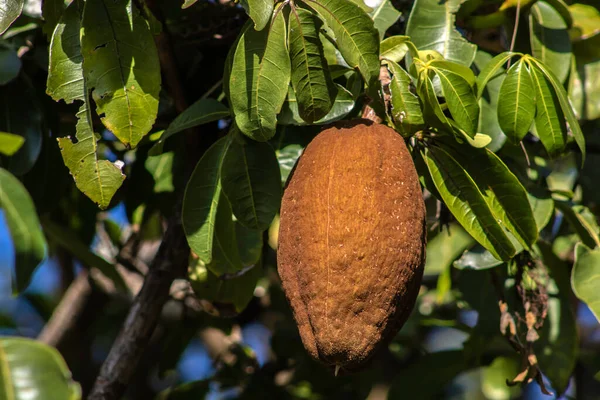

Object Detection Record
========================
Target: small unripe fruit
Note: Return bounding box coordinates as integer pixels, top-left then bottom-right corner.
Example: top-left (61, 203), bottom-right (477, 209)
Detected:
top-left (277, 120), bottom-right (426, 372)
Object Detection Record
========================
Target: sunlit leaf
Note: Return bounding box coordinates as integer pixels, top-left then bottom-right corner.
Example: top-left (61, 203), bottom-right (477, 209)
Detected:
top-left (149, 98), bottom-right (229, 155)
top-left (205, 195), bottom-right (244, 275)
top-left (475, 51), bottom-right (516, 98)
top-left (0, 337), bottom-right (81, 400)
top-left (424, 223), bottom-right (474, 276)
top-left (530, 63), bottom-right (567, 157)
top-left (239, 0), bottom-right (273, 31)
top-left (529, 58), bottom-right (586, 164)
top-left (275, 143), bottom-right (302, 184)
top-left (380, 35), bottom-right (409, 63)
top-left (305, 0), bottom-right (380, 87)
top-left (573, 243), bottom-right (600, 323)
top-left (145, 152), bottom-right (174, 193)
top-left (423, 145), bottom-right (515, 261)
top-left (0, 168), bottom-right (46, 293)
top-left (454, 244), bottom-right (503, 270)
top-left (221, 134), bottom-right (282, 230)
top-left (278, 84), bottom-right (354, 126)
top-left (416, 70), bottom-right (452, 132)
top-left (182, 135), bottom-right (232, 265)
top-left (497, 60), bottom-right (535, 143)
top-left (555, 201), bottom-right (600, 249)
top-left (569, 3), bottom-right (600, 41)
top-left (0, 0), bottom-right (23, 34)
top-left (229, 7), bottom-right (290, 141)
top-left (81, 0), bottom-right (161, 148)
top-left (387, 60), bottom-right (423, 136)
top-left (431, 60), bottom-right (479, 136)
top-left (405, 0), bottom-right (477, 66)
top-left (288, 7), bottom-right (335, 123)
top-left (48, 1), bottom-right (124, 209)
top-left (368, 0), bottom-right (401, 39)
top-left (0, 132), bottom-right (24, 156)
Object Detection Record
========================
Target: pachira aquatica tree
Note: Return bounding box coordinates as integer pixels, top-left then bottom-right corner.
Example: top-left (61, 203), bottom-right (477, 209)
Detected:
top-left (0, 0), bottom-right (599, 398)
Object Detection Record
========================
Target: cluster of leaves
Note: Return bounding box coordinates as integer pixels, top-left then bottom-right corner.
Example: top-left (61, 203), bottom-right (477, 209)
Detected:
top-left (0, 0), bottom-right (599, 398)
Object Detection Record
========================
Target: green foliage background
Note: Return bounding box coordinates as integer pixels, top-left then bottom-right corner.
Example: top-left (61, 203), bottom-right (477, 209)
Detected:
top-left (0, 0), bottom-right (599, 398)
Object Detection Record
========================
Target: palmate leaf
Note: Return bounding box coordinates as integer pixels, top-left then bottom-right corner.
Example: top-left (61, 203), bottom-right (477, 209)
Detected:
top-left (387, 60), bottom-right (423, 136)
top-left (430, 60), bottom-right (479, 136)
top-left (530, 63), bottom-right (567, 157)
top-left (530, 0), bottom-right (572, 84)
top-left (81, 0), bottom-right (161, 148)
top-left (423, 145), bottom-right (516, 261)
top-left (497, 60), bottom-right (536, 143)
top-left (221, 134), bottom-right (282, 230)
top-left (530, 58), bottom-right (586, 163)
top-left (0, 337), bottom-right (81, 400)
top-left (47, 0), bottom-right (124, 209)
top-left (288, 7), bottom-right (336, 123)
top-left (0, 168), bottom-right (46, 293)
top-left (182, 135), bottom-right (232, 265)
top-left (304, 0), bottom-right (380, 88)
top-left (0, 0), bottom-right (23, 34)
top-left (229, 7), bottom-right (290, 141)
top-left (405, 0), bottom-right (477, 66)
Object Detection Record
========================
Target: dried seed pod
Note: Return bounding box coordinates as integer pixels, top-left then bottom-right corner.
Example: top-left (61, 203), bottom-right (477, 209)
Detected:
top-left (277, 119), bottom-right (426, 372)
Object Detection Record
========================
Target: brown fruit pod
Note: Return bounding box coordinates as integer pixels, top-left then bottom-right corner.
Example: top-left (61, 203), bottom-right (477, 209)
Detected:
top-left (277, 119), bottom-right (426, 373)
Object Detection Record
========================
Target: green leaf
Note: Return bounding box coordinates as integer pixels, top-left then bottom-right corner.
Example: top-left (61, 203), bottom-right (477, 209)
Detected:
top-left (221, 135), bottom-right (282, 230)
top-left (569, 3), bottom-right (600, 41)
top-left (0, 132), bottom-right (24, 156)
top-left (536, 241), bottom-right (579, 396)
top-left (81, 0), bottom-right (161, 148)
top-left (0, 47), bottom-right (21, 85)
top-left (0, 0), bottom-right (23, 34)
top-left (423, 146), bottom-right (515, 261)
top-left (288, 7), bottom-right (335, 123)
top-left (239, 0), bottom-right (273, 31)
top-left (454, 244), bottom-right (504, 270)
top-left (444, 141), bottom-right (538, 250)
top-left (530, 0), bottom-right (572, 84)
top-left (42, 0), bottom-right (68, 37)
top-left (530, 63), bottom-right (567, 157)
top-left (236, 222), bottom-right (263, 266)
top-left (555, 201), bottom-right (600, 249)
top-left (424, 223), bottom-right (475, 277)
top-left (40, 217), bottom-right (128, 292)
top-left (416, 70), bottom-right (452, 132)
top-left (497, 60), bottom-right (536, 143)
top-left (149, 98), bottom-right (230, 155)
top-left (182, 135), bottom-right (232, 265)
top-left (276, 143), bottom-right (303, 184)
top-left (573, 243), bottom-right (600, 323)
top-left (405, 0), bottom-right (477, 66)
top-left (0, 168), bottom-right (46, 293)
top-left (278, 84), bottom-right (354, 126)
top-left (475, 51), bottom-right (516, 99)
top-left (569, 53), bottom-right (600, 121)
top-left (229, 7), bottom-right (290, 141)
top-left (473, 51), bottom-right (507, 152)
top-left (305, 0), bottom-right (380, 87)
top-left (205, 195), bottom-right (244, 275)
top-left (0, 337), bottom-right (81, 400)
top-left (156, 380), bottom-right (210, 400)
top-left (387, 60), bottom-right (423, 136)
top-left (380, 35), bottom-right (409, 63)
top-left (47, 1), bottom-right (125, 208)
top-left (431, 60), bottom-right (479, 136)
top-left (144, 151), bottom-right (174, 193)
top-left (529, 58), bottom-right (586, 164)
top-left (368, 0), bottom-right (401, 40)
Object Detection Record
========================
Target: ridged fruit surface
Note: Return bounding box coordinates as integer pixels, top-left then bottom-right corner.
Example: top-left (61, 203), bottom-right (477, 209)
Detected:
top-left (277, 119), bottom-right (426, 372)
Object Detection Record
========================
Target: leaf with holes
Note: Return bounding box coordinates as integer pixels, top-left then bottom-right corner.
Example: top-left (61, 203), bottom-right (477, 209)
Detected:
top-left (81, 0), bottom-right (161, 148)
top-left (229, 7), bottom-right (290, 141)
top-left (47, 0), bottom-right (124, 209)
top-left (288, 7), bottom-right (336, 123)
